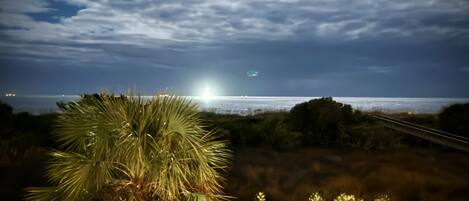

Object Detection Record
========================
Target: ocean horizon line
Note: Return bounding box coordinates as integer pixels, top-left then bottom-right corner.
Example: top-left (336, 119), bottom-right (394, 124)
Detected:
top-left (3, 94), bottom-right (469, 100)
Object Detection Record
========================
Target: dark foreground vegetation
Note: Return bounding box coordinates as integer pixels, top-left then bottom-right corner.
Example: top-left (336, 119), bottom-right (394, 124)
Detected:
top-left (200, 98), bottom-right (405, 151)
top-left (227, 147), bottom-right (469, 201)
top-left (1, 96), bottom-right (469, 200)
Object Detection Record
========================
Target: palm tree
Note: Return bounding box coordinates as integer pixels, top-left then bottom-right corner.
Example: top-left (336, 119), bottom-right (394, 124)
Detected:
top-left (26, 93), bottom-right (231, 201)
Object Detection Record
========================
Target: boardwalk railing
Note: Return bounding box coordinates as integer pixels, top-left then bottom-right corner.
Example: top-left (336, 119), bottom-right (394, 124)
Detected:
top-left (371, 113), bottom-right (469, 153)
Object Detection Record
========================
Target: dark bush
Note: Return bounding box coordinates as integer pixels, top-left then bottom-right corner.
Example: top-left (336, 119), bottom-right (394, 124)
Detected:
top-left (234, 118), bottom-right (263, 147)
top-left (12, 113), bottom-right (57, 148)
top-left (271, 129), bottom-right (302, 151)
top-left (344, 123), bottom-right (404, 150)
top-left (200, 111), bottom-right (302, 150)
top-left (200, 112), bottom-right (263, 147)
top-left (0, 101), bottom-right (14, 138)
top-left (254, 114), bottom-right (302, 150)
top-left (288, 97), bottom-right (360, 146)
top-left (439, 103), bottom-right (469, 137)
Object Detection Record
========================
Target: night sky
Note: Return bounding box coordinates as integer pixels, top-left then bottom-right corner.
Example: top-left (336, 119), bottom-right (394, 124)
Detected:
top-left (1, 0), bottom-right (469, 97)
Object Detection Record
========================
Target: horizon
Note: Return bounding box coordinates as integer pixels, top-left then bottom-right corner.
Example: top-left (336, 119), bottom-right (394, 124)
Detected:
top-left (2, 94), bottom-right (469, 116)
top-left (4, 93), bottom-right (469, 99)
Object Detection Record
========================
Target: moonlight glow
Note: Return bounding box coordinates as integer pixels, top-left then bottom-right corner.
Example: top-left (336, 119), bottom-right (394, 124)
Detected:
top-left (196, 81), bottom-right (220, 101)
top-left (201, 87), bottom-right (215, 100)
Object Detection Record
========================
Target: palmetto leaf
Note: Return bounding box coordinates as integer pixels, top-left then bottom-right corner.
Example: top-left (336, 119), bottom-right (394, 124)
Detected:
top-left (26, 93), bottom-right (231, 201)
top-left (45, 151), bottom-right (114, 201)
top-left (24, 187), bottom-right (60, 201)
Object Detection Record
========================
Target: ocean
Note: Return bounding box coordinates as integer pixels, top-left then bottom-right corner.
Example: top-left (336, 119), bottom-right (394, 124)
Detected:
top-left (1, 95), bottom-right (468, 115)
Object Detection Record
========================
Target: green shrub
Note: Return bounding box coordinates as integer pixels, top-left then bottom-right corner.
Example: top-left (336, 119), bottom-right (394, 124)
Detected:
top-left (308, 192), bottom-right (324, 201)
top-left (255, 192), bottom-right (266, 201)
top-left (333, 193), bottom-right (364, 201)
top-left (288, 97), bottom-right (360, 146)
top-left (26, 93), bottom-right (231, 201)
top-left (344, 124), bottom-right (403, 150)
top-left (254, 115), bottom-right (302, 150)
top-left (224, 118), bottom-right (263, 147)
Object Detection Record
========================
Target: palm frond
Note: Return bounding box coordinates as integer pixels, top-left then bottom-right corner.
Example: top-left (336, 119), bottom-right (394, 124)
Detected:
top-left (24, 187), bottom-right (60, 201)
top-left (27, 93), bottom-right (231, 201)
top-left (46, 151), bottom-right (114, 200)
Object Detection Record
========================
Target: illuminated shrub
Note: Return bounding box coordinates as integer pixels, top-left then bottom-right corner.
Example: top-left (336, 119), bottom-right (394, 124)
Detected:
top-left (256, 192), bottom-right (266, 201)
top-left (333, 193), bottom-right (364, 201)
top-left (308, 192), bottom-right (325, 201)
top-left (252, 192), bottom-right (389, 201)
top-left (26, 93), bottom-right (231, 201)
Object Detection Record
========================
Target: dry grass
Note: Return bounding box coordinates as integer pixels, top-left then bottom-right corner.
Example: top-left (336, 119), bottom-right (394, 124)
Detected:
top-left (224, 147), bottom-right (469, 201)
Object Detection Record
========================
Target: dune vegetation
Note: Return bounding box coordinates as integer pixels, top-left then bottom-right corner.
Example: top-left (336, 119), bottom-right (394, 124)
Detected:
top-left (24, 94), bottom-right (231, 201)
top-left (1, 94), bottom-right (469, 201)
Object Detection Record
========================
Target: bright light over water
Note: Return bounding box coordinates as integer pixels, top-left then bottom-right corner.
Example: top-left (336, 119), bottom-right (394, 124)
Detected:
top-left (200, 86), bottom-right (215, 101)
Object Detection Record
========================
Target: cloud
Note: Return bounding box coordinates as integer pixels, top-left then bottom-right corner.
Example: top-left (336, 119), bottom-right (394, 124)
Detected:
top-left (1, 0), bottom-right (469, 68)
top-left (0, 0), bottom-right (51, 13)
top-left (366, 66), bottom-right (393, 74)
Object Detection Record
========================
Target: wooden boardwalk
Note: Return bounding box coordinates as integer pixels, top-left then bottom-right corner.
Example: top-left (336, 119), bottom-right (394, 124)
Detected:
top-left (372, 113), bottom-right (469, 153)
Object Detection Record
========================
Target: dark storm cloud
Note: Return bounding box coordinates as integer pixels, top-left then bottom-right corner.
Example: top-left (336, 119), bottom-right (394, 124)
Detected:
top-left (1, 0), bottom-right (469, 96)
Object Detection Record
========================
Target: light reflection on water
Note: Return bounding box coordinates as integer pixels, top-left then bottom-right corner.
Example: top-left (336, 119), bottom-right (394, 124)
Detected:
top-left (1, 95), bottom-right (468, 115)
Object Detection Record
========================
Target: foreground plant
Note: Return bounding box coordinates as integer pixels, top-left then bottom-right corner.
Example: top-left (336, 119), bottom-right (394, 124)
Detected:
top-left (254, 192), bottom-right (389, 201)
top-left (308, 192), bottom-right (324, 201)
top-left (255, 192), bottom-right (266, 201)
top-left (26, 93), bottom-right (231, 201)
top-left (373, 194), bottom-right (391, 201)
top-left (333, 193), bottom-right (364, 201)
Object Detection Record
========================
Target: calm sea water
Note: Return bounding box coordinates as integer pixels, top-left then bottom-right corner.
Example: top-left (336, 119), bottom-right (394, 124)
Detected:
top-left (1, 95), bottom-right (468, 115)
